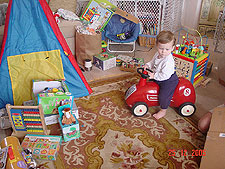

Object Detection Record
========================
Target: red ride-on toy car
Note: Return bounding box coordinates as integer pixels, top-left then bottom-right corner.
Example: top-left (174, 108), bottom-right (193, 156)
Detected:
top-left (125, 68), bottom-right (196, 117)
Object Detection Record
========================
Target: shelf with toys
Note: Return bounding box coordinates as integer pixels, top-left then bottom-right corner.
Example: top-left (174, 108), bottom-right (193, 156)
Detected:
top-left (173, 28), bottom-right (210, 87)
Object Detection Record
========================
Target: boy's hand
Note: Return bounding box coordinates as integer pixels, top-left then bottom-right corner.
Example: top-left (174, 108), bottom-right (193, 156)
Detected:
top-left (143, 64), bottom-right (148, 70)
top-left (148, 72), bottom-right (154, 79)
top-left (143, 65), bottom-right (154, 79)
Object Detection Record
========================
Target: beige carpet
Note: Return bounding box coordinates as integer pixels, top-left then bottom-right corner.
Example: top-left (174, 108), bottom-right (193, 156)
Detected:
top-left (43, 74), bottom-right (205, 169)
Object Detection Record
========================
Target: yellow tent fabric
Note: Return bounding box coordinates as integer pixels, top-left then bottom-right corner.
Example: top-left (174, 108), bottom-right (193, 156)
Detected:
top-left (7, 50), bottom-right (64, 105)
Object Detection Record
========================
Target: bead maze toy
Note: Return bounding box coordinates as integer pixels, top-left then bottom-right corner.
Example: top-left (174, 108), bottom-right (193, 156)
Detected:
top-left (173, 28), bottom-right (210, 87)
top-left (6, 104), bottom-right (50, 138)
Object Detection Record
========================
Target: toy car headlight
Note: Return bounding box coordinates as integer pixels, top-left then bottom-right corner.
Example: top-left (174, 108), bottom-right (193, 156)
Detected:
top-left (125, 84), bottom-right (137, 100)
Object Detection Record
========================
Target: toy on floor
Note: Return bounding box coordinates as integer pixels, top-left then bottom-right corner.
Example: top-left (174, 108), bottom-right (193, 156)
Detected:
top-left (21, 134), bottom-right (62, 161)
top-left (21, 149), bottom-right (37, 169)
top-left (119, 57), bottom-right (144, 72)
top-left (1, 136), bottom-right (28, 169)
top-left (93, 52), bottom-right (116, 71)
top-left (32, 79), bottom-right (74, 115)
top-left (6, 104), bottom-right (50, 138)
top-left (125, 68), bottom-right (196, 117)
top-left (62, 107), bottom-right (76, 125)
top-left (0, 147), bottom-right (8, 169)
top-left (58, 104), bottom-right (80, 142)
top-left (173, 28), bottom-right (210, 86)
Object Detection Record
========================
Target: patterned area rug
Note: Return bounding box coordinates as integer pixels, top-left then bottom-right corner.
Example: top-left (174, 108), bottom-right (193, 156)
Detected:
top-left (48, 74), bottom-right (206, 169)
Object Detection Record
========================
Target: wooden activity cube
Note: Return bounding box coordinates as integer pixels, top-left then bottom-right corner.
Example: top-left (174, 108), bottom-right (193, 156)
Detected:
top-left (173, 52), bottom-right (209, 86)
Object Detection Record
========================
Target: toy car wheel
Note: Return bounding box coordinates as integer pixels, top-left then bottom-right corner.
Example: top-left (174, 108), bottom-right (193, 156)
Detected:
top-left (131, 102), bottom-right (148, 117)
top-left (178, 102), bottom-right (196, 117)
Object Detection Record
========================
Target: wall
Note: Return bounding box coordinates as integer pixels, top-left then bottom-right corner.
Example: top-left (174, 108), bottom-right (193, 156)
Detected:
top-left (181, 0), bottom-right (203, 30)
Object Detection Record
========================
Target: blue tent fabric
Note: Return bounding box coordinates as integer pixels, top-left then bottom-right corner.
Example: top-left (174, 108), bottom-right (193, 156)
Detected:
top-left (104, 14), bottom-right (140, 43)
top-left (0, 0), bottom-right (91, 108)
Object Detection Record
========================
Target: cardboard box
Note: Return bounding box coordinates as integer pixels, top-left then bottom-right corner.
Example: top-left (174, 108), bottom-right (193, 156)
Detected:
top-left (114, 8), bottom-right (139, 24)
top-left (21, 134), bottom-right (62, 161)
top-left (93, 52), bottom-right (116, 70)
top-left (200, 106), bottom-right (225, 169)
top-left (208, 106), bottom-right (225, 133)
top-left (32, 80), bottom-right (74, 115)
top-left (44, 114), bottom-right (59, 125)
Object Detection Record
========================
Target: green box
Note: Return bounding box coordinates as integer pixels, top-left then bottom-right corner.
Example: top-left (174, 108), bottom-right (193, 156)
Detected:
top-left (93, 52), bottom-right (116, 70)
top-left (32, 80), bottom-right (74, 115)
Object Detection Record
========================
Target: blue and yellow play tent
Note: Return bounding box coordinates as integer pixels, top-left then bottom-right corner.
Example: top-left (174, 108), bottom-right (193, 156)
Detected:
top-left (0, 0), bottom-right (92, 108)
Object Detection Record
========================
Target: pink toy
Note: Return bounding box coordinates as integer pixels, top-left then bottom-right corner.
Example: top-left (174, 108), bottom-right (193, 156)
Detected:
top-left (125, 68), bottom-right (196, 117)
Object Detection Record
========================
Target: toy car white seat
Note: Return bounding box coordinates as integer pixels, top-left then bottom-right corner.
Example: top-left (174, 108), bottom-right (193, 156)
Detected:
top-left (104, 14), bottom-right (140, 53)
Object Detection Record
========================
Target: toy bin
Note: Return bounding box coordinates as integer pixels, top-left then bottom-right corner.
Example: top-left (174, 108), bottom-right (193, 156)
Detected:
top-left (58, 104), bottom-right (80, 142)
top-left (32, 79), bottom-right (74, 115)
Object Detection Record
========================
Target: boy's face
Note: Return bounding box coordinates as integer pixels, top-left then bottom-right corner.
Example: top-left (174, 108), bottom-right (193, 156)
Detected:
top-left (156, 40), bottom-right (174, 58)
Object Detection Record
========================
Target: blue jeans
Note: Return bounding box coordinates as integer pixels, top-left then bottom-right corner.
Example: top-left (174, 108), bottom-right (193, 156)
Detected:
top-left (155, 72), bottom-right (179, 109)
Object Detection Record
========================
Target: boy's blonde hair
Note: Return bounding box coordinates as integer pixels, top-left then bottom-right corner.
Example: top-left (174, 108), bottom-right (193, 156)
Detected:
top-left (156, 31), bottom-right (176, 46)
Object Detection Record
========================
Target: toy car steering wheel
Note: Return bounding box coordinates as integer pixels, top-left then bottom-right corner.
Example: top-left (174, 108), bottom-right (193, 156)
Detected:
top-left (137, 67), bottom-right (153, 79)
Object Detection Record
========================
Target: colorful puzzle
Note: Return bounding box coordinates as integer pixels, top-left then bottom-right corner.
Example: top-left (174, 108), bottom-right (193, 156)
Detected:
top-left (80, 0), bottom-right (115, 31)
top-left (21, 134), bottom-right (62, 161)
top-left (6, 104), bottom-right (50, 138)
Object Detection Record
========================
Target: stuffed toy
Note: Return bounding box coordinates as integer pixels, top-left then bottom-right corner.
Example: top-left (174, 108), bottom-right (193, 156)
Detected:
top-left (62, 107), bottom-right (75, 125)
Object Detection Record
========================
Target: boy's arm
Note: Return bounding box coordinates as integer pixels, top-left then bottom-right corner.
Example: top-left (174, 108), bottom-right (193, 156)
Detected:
top-left (144, 62), bottom-right (152, 69)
